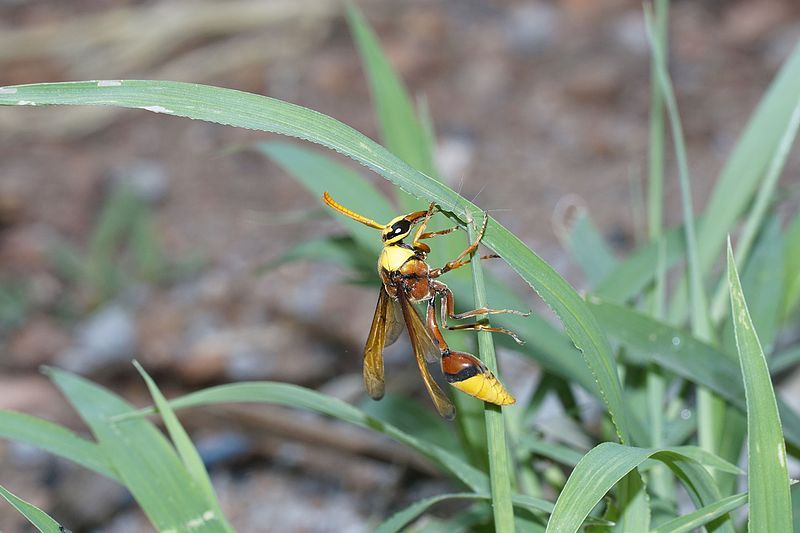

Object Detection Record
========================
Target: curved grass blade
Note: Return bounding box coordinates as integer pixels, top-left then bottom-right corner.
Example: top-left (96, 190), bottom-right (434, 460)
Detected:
top-left (377, 492), bottom-right (612, 533)
top-left (377, 493), bottom-right (554, 533)
top-left (652, 492), bottom-right (747, 533)
top-left (0, 80), bottom-right (632, 444)
top-left (466, 217), bottom-right (514, 532)
top-left (545, 442), bottom-right (733, 533)
top-left (0, 483), bottom-right (65, 533)
top-left (45, 368), bottom-right (229, 533)
top-left (668, 41), bottom-right (800, 323)
top-left (709, 98), bottom-right (800, 323)
top-left (588, 296), bottom-right (800, 450)
top-left (0, 410), bottom-right (117, 480)
top-left (719, 216), bottom-right (783, 352)
top-left (727, 239), bottom-right (793, 531)
top-left (562, 212), bottom-right (617, 288)
top-left (119, 381), bottom-right (489, 492)
top-left (593, 223), bottom-right (684, 304)
top-left (346, 1), bottom-right (436, 180)
top-left (783, 209), bottom-right (800, 318)
top-left (258, 140), bottom-right (392, 254)
top-left (772, 345), bottom-right (800, 375)
top-left (133, 361), bottom-right (233, 532)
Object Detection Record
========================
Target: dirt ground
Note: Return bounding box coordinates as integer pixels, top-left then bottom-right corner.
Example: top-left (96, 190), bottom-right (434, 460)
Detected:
top-left (0, 0), bottom-right (799, 531)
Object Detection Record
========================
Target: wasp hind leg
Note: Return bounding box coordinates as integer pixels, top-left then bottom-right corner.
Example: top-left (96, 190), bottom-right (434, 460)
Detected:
top-left (424, 300), bottom-right (515, 406)
top-left (431, 280), bottom-right (528, 345)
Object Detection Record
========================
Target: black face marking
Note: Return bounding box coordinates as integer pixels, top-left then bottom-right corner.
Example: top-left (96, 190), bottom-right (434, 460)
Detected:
top-left (386, 219), bottom-right (411, 240)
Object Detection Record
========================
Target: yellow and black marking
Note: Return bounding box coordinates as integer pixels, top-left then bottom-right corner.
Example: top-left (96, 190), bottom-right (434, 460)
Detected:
top-left (442, 351), bottom-right (515, 406)
top-left (323, 192), bottom-right (527, 418)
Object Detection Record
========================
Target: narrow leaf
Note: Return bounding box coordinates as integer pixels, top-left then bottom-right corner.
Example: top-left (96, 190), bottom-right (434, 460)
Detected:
top-left (727, 239), bottom-right (793, 531)
top-left (652, 492), bottom-right (747, 533)
top-left (120, 381), bottom-right (489, 493)
top-left (134, 361), bottom-right (233, 532)
top-left (545, 443), bottom-right (732, 533)
top-left (0, 410), bottom-right (117, 480)
top-left (0, 483), bottom-right (65, 533)
top-left (588, 297), bottom-right (800, 449)
top-left (346, 2), bottom-right (436, 178)
top-left (46, 368), bottom-right (228, 533)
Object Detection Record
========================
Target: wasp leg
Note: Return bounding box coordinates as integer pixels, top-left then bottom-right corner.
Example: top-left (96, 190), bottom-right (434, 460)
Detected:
top-left (411, 202), bottom-right (437, 248)
top-left (429, 212), bottom-right (492, 277)
top-left (431, 280), bottom-right (528, 344)
top-left (419, 226), bottom-right (461, 239)
top-left (425, 299), bottom-right (515, 406)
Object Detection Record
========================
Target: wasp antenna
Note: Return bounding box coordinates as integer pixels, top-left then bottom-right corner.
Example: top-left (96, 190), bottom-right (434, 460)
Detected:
top-left (322, 192), bottom-right (386, 230)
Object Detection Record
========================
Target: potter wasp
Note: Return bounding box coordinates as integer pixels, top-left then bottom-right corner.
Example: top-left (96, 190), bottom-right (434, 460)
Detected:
top-left (323, 192), bottom-right (527, 419)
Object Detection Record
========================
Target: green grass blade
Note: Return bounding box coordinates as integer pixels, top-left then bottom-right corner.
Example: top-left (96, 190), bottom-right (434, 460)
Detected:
top-left (120, 381), bottom-right (489, 492)
top-left (258, 140), bottom-right (392, 255)
top-left (376, 493), bottom-right (559, 533)
top-left (0, 410), bottom-right (117, 480)
top-left (562, 212), bottom-right (617, 288)
top-left (45, 368), bottom-right (228, 533)
top-left (709, 98), bottom-right (800, 323)
top-left (771, 345), bottom-right (800, 375)
top-left (133, 361), bottom-right (233, 532)
top-left (652, 492), bottom-right (747, 533)
top-left (520, 440), bottom-right (584, 468)
top-left (719, 216), bottom-right (783, 353)
top-left (346, 2), bottom-right (436, 179)
top-left (593, 224), bottom-right (684, 303)
top-left (669, 41), bottom-right (800, 323)
top-left (647, 0), bottom-right (668, 242)
top-left (645, 6), bottom-right (713, 341)
top-left (588, 297), bottom-right (800, 449)
top-left (263, 235), bottom-right (377, 280)
top-left (793, 483), bottom-right (800, 532)
top-left (466, 217), bottom-right (514, 532)
top-left (545, 442), bottom-right (732, 533)
top-left (0, 80), bottom-right (632, 444)
top-left (727, 239), bottom-right (793, 530)
top-left (782, 209), bottom-right (800, 318)
top-left (0, 483), bottom-right (65, 533)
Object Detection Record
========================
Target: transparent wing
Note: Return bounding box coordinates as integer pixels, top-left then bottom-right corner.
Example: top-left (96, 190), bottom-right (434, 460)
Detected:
top-left (399, 294), bottom-right (455, 420)
top-left (384, 298), bottom-right (405, 348)
top-left (363, 287), bottom-right (390, 400)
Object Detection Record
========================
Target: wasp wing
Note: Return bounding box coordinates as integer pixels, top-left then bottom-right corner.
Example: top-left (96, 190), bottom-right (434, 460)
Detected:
top-left (399, 293), bottom-right (455, 420)
top-left (385, 298), bottom-right (404, 348)
top-left (363, 287), bottom-right (392, 400)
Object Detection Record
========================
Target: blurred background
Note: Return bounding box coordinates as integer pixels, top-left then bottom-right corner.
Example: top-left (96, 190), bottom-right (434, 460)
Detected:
top-left (1, 0), bottom-right (799, 530)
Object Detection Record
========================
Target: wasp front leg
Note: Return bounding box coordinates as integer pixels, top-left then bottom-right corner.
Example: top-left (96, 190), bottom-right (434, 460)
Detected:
top-left (428, 211), bottom-right (493, 277)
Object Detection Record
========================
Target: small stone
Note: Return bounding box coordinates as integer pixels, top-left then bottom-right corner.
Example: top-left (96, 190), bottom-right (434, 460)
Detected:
top-left (56, 304), bottom-right (137, 373)
top-left (179, 322), bottom-right (333, 384)
top-left (110, 160), bottom-right (170, 205)
top-left (504, 3), bottom-right (560, 56)
top-left (435, 132), bottom-right (476, 184)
